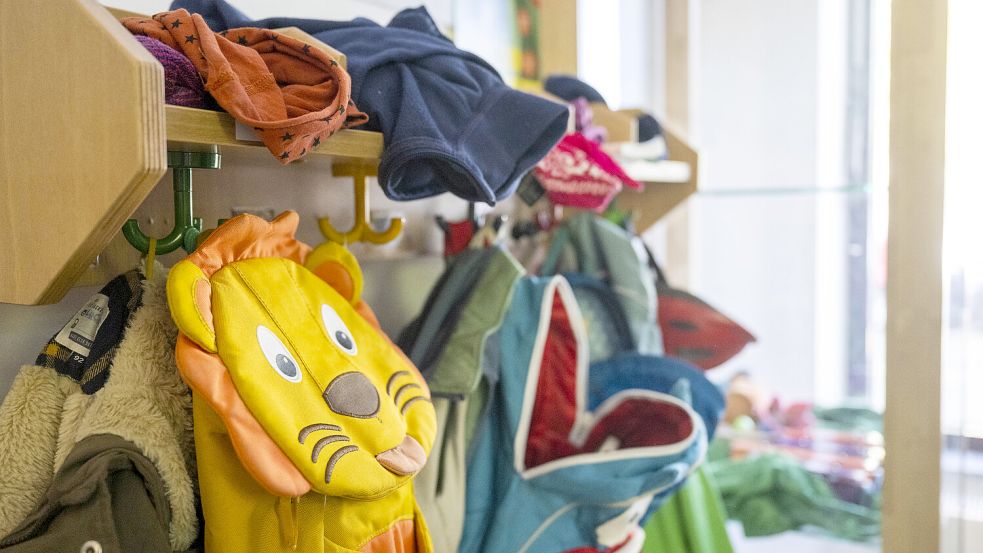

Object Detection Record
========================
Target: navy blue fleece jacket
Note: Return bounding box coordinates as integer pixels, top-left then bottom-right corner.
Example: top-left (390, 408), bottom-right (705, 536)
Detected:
top-left (172, 0), bottom-right (569, 204)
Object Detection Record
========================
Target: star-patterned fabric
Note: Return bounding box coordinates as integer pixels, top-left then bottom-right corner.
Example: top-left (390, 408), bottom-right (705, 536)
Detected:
top-left (123, 9), bottom-right (368, 163)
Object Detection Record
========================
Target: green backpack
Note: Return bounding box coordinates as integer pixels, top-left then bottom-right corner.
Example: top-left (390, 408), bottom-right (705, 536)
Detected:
top-left (541, 212), bottom-right (664, 355)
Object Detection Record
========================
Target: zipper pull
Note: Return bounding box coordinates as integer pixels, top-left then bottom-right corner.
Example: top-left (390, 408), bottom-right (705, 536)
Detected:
top-left (276, 496), bottom-right (300, 550)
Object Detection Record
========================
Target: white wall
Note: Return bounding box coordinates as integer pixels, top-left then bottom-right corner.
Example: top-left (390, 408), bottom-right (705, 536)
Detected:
top-left (535, 0), bottom-right (848, 403)
top-left (576, 0), bottom-right (658, 112)
top-left (942, 2), bottom-right (983, 550)
top-left (691, 0), bottom-right (852, 403)
top-left (453, 0), bottom-right (514, 81)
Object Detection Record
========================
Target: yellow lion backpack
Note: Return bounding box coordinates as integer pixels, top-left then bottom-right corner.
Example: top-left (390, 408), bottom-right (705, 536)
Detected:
top-left (165, 211), bottom-right (437, 553)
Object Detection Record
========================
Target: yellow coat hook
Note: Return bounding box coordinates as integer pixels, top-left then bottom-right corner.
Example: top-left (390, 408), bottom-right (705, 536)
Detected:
top-left (319, 162), bottom-right (404, 245)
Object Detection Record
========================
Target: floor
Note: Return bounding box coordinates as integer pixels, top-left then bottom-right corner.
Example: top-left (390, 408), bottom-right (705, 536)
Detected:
top-left (727, 523), bottom-right (880, 553)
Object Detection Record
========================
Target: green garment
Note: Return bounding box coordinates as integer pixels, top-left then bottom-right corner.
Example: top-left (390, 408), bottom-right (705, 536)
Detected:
top-left (413, 398), bottom-right (468, 553)
top-left (0, 434), bottom-right (172, 553)
top-left (414, 248), bottom-right (523, 445)
top-left (643, 467), bottom-right (734, 553)
top-left (399, 248), bottom-right (494, 379)
top-left (540, 212), bottom-right (663, 355)
top-left (813, 406), bottom-right (883, 434)
top-left (405, 247), bottom-right (524, 553)
top-left (708, 453), bottom-right (881, 541)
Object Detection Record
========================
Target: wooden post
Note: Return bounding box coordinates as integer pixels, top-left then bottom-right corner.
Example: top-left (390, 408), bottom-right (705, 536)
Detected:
top-left (662, 0), bottom-right (693, 285)
top-left (537, 0), bottom-right (578, 78)
top-left (882, 0), bottom-right (947, 550)
top-left (665, 0), bottom-right (691, 131)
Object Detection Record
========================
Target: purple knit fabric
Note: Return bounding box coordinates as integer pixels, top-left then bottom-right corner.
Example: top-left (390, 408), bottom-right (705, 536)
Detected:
top-left (571, 96), bottom-right (607, 144)
top-left (134, 35), bottom-right (208, 108)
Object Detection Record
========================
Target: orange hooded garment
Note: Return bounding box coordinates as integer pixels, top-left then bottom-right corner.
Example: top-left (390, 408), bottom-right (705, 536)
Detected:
top-left (123, 9), bottom-right (368, 163)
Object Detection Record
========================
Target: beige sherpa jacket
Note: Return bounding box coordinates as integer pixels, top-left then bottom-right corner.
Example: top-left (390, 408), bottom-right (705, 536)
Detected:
top-left (0, 265), bottom-right (196, 551)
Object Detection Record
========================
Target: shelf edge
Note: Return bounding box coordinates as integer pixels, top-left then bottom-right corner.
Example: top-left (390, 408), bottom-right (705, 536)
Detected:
top-left (165, 105), bottom-right (384, 161)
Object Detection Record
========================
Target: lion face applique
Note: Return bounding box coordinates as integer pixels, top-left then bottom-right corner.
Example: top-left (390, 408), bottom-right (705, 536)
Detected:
top-left (166, 211), bottom-right (436, 552)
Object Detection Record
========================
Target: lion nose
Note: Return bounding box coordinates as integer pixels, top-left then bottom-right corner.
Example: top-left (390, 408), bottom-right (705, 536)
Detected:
top-left (323, 372), bottom-right (380, 418)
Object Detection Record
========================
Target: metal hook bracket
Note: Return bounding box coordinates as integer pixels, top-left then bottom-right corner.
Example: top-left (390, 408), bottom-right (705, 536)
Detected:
top-left (319, 162), bottom-right (404, 245)
top-left (122, 151), bottom-right (221, 255)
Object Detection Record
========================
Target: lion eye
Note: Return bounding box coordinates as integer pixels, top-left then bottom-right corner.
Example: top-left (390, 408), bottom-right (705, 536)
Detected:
top-left (257, 325), bottom-right (302, 382)
top-left (321, 304), bottom-right (358, 356)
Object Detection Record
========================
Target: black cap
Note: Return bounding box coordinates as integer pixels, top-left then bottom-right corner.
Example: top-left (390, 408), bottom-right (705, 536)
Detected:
top-left (637, 114), bottom-right (663, 142)
top-left (544, 75), bottom-right (607, 105)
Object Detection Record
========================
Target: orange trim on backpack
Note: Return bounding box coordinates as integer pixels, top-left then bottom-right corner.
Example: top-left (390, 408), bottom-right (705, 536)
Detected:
top-left (185, 211), bottom-right (311, 279)
top-left (176, 334), bottom-right (312, 497)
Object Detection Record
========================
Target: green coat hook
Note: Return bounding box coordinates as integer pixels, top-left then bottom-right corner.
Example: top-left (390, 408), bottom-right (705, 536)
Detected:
top-left (123, 151), bottom-right (221, 255)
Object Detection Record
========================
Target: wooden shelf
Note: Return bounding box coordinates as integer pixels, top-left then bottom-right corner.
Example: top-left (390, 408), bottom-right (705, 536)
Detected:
top-left (165, 106), bottom-right (384, 161)
top-left (111, 5), bottom-right (380, 160)
top-left (565, 104), bottom-right (700, 230)
top-left (108, 4), bottom-right (380, 161)
top-left (0, 0), bottom-right (386, 305)
top-left (613, 125), bottom-right (699, 232)
top-left (569, 103), bottom-right (698, 231)
top-left (622, 160), bottom-right (690, 184)
top-left (0, 0), bottom-right (166, 305)
top-left (590, 104), bottom-right (639, 143)
top-left (0, 0), bottom-right (688, 305)
top-left (505, 0), bottom-right (700, 233)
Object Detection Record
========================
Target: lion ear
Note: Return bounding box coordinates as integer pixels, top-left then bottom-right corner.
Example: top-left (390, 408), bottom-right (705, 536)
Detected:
top-left (304, 242), bottom-right (363, 305)
top-left (167, 260), bottom-right (217, 352)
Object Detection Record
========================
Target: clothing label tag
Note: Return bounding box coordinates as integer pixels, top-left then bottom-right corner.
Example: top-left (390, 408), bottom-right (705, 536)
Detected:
top-left (517, 173), bottom-right (546, 206)
top-left (53, 293), bottom-right (110, 359)
top-left (234, 120), bottom-right (263, 143)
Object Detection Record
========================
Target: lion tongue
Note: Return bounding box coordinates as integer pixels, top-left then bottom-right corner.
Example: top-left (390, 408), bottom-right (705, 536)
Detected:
top-left (376, 435), bottom-right (426, 476)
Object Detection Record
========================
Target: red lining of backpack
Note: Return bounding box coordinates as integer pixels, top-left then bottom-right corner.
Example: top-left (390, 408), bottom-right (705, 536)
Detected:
top-left (524, 292), bottom-right (694, 469)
